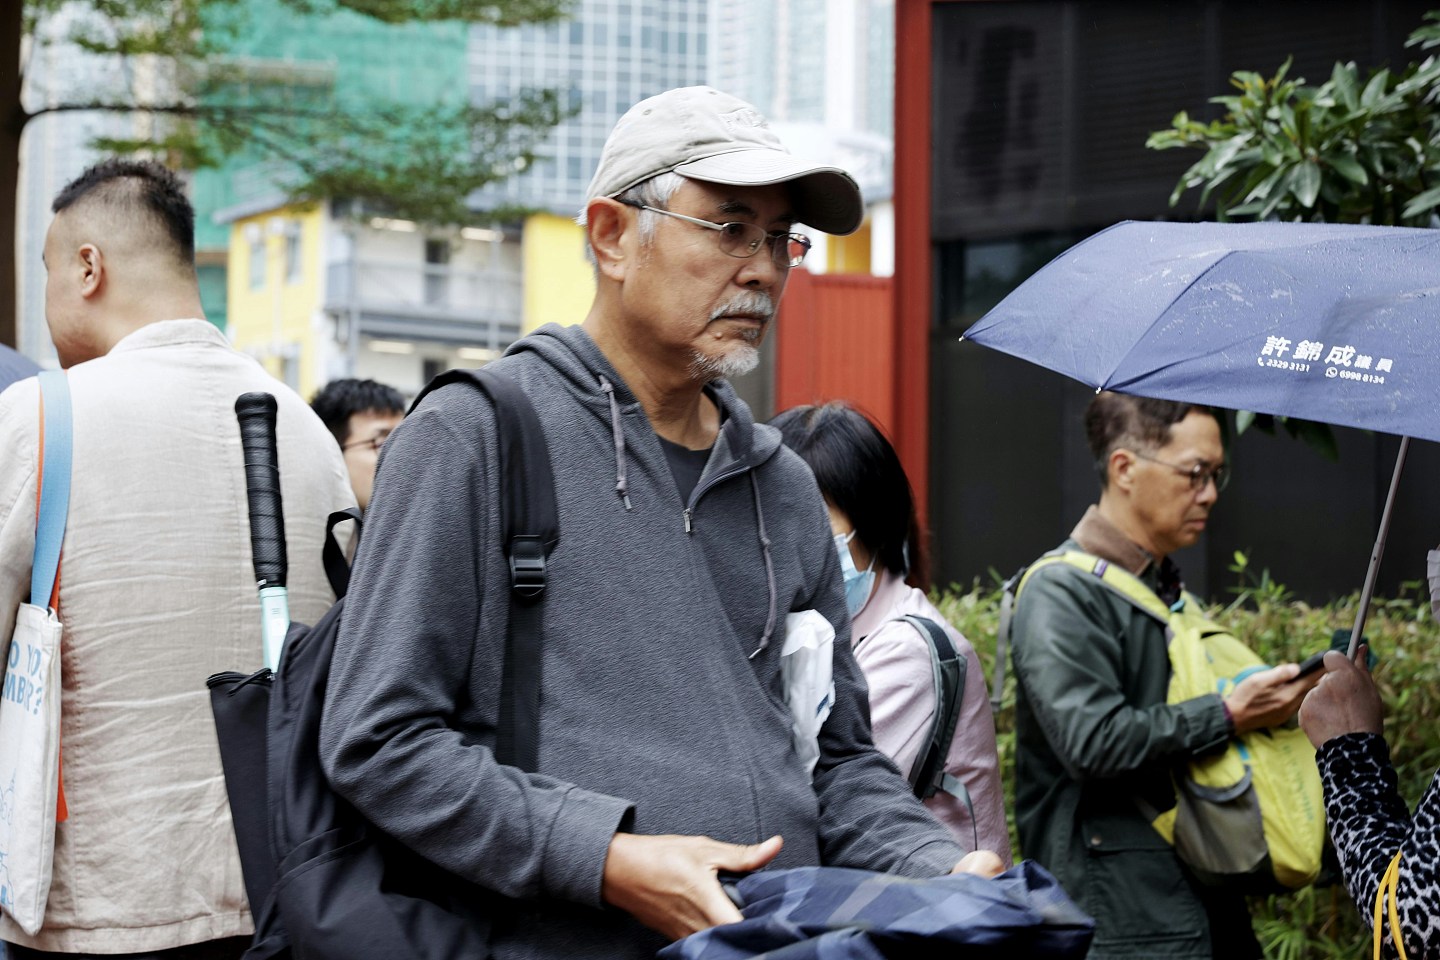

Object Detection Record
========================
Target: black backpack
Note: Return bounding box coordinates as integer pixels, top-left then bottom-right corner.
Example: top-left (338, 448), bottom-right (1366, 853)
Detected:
top-left (207, 367), bottom-right (557, 960)
top-left (899, 616), bottom-right (976, 848)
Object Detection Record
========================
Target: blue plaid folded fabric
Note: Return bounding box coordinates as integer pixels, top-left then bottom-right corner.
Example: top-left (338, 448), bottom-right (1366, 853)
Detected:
top-left (661, 861), bottom-right (1094, 960)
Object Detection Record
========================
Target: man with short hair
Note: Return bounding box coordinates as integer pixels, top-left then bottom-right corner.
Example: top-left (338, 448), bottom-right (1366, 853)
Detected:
top-left (0, 159), bottom-right (354, 956)
top-left (320, 86), bottom-right (991, 960)
top-left (310, 377), bottom-right (406, 511)
top-left (1009, 392), bottom-right (1317, 959)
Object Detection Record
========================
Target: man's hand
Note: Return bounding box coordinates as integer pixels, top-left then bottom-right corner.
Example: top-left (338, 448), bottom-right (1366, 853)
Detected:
top-left (950, 849), bottom-right (1005, 878)
top-left (1223, 662), bottom-right (1319, 733)
top-left (601, 833), bottom-right (782, 942)
top-left (1298, 646), bottom-right (1384, 748)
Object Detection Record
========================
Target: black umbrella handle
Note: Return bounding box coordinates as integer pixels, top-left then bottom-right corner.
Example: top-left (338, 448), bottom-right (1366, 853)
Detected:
top-left (235, 392), bottom-right (288, 591)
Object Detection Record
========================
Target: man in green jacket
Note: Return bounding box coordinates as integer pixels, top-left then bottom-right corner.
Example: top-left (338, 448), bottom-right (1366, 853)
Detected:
top-left (1010, 392), bottom-right (1317, 959)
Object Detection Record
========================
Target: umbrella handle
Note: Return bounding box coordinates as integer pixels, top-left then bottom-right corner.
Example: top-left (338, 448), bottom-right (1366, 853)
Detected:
top-left (236, 392), bottom-right (290, 670)
top-left (1348, 437), bottom-right (1410, 659)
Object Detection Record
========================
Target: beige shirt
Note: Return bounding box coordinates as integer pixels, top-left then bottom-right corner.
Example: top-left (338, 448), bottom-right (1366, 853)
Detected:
top-left (0, 320), bottom-right (354, 953)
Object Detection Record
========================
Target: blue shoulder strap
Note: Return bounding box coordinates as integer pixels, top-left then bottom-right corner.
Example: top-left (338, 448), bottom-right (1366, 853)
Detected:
top-left (32, 370), bottom-right (73, 610)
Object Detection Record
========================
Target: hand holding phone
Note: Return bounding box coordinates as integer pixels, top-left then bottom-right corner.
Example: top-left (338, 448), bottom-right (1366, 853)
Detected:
top-left (1294, 650), bottom-right (1328, 679)
top-left (1298, 640), bottom-right (1384, 748)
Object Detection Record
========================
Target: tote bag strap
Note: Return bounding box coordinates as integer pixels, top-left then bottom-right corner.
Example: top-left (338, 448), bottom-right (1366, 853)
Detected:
top-left (32, 370), bottom-right (72, 823)
top-left (32, 370), bottom-right (73, 611)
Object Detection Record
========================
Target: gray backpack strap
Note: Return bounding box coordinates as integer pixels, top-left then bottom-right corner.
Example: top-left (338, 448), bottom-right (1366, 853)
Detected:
top-left (903, 615), bottom-right (963, 796)
top-left (990, 567), bottom-right (1027, 711)
top-left (903, 615), bottom-right (977, 850)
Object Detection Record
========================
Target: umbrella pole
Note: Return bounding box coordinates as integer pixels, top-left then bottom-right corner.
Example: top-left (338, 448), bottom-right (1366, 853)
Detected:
top-left (1348, 436), bottom-right (1411, 659)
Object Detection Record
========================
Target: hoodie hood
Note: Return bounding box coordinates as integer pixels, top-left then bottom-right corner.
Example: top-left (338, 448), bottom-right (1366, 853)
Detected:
top-left (501, 322), bottom-right (787, 656)
top-left (505, 322), bottom-right (784, 477)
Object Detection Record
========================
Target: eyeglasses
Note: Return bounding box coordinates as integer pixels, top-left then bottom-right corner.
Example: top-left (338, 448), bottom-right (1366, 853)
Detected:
top-left (342, 432), bottom-right (390, 454)
top-left (617, 199), bottom-right (812, 268)
top-left (1132, 451), bottom-right (1230, 492)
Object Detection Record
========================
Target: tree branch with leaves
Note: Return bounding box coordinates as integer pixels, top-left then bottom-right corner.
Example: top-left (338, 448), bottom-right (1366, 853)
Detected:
top-left (2, 0), bottom-right (576, 346)
top-left (1144, 11), bottom-right (1439, 458)
top-left (1147, 11), bottom-right (1440, 226)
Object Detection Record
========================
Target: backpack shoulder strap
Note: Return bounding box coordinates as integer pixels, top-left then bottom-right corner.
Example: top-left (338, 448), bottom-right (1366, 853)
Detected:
top-left (901, 615), bottom-right (965, 797)
top-left (990, 552), bottom-right (1073, 711)
top-left (321, 507), bottom-right (362, 599)
top-left (1017, 550), bottom-right (1173, 624)
top-left (410, 367), bottom-right (558, 772)
top-left (993, 550), bottom-right (1174, 709)
top-left (409, 367), bottom-right (560, 587)
top-left (903, 614), bottom-right (978, 849)
top-left (1087, 559), bottom-right (1173, 624)
top-left (990, 566), bottom-right (1026, 711)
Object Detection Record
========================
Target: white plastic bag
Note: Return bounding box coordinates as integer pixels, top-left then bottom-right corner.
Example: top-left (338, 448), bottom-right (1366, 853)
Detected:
top-left (781, 610), bottom-right (836, 779)
top-left (0, 600), bottom-right (64, 934)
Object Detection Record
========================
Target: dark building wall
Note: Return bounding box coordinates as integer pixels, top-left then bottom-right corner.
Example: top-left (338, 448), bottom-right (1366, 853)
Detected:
top-left (931, 0), bottom-right (1434, 240)
top-left (929, 0), bottom-right (1440, 601)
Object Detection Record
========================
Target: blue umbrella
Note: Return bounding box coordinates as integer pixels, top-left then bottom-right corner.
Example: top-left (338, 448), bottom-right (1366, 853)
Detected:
top-left (0, 344), bottom-right (41, 392)
top-left (963, 220), bottom-right (1440, 650)
top-left (662, 862), bottom-right (1093, 960)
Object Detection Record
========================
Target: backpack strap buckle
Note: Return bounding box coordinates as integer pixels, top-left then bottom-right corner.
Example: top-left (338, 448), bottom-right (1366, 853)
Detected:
top-left (508, 536), bottom-right (547, 601)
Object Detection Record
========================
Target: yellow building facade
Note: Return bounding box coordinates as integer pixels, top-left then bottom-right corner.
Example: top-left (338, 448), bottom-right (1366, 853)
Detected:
top-left (516, 210), bottom-right (876, 337)
top-left (827, 219), bottom-right (873, 275)
top-left (222, 202), bottom-right (872, 398)
top-left (226, 202), bottom-right (327, 400)
top-left (521, 212), bottom-right (594, 334)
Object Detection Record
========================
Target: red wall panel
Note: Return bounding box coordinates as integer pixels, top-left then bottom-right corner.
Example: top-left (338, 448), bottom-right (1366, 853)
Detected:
top-left (772, 0), bottom-right (935, 509)
top-left (894, 0), bottom-right (935, 519)
top-left (774, 269), bottom-right (898, 436)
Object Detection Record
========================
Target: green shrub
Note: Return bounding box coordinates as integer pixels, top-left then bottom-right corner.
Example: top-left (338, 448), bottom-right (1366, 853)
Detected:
top-left (933, 557), bottom-right (1440, 960)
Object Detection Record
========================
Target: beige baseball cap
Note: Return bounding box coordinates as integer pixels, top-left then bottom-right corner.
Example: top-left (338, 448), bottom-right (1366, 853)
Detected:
top-left (585, 86), bottom-right (864, 236)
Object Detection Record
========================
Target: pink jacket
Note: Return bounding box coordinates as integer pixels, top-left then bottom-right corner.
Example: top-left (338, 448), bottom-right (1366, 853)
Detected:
top-left (851, 572), bottom-right (1012, 863)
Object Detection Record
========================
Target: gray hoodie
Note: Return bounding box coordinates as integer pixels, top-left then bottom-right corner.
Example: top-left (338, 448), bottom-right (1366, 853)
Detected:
top-left (320, 323), bottom-right (963, 959)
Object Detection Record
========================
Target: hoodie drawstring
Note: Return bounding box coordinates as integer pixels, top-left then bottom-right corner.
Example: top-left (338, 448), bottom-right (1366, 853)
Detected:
top-left (748, 473), bottom-right (778, 659)
top-left (598, 375), bottom-right (633, 511)
top-left (598, 373), bottom-right (773, 655)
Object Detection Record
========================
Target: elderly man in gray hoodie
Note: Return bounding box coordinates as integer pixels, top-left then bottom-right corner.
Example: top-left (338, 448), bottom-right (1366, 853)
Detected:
top-left (320, 86), bottom-right (993, 959)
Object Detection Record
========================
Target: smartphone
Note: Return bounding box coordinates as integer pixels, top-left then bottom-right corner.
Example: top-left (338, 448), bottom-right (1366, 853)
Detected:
top-left (1295, 650), bottom-right (1328, 678)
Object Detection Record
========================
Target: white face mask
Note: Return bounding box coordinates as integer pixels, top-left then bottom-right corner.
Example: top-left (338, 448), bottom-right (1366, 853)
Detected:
top-left (834, 530), bottom-right (876, 617)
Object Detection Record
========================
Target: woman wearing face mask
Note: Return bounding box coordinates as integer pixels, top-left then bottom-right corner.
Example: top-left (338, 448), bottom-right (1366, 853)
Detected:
top-left (771, 402), bottom-right (1011, 861)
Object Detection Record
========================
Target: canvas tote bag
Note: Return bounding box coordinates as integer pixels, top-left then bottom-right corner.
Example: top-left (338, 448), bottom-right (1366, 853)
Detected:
top-left (0, 370), bottom-right (72, 933)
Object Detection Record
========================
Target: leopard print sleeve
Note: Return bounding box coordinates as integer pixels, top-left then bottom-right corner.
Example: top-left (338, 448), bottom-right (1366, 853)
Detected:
top-left (1318, 731), bottom-right (1440, 958)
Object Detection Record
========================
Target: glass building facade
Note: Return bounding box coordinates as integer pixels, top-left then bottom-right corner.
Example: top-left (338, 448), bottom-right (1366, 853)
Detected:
top-left (467, 1), bottom-right (710, 217)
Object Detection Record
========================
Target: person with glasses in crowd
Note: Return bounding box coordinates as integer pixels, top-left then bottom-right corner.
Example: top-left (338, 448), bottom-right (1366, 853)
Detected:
top-left (1008, 392), bottom-right (1316, 960)
top-left (318, 86), bottom-right (997, 960)
top-left (310, 377), bottom-right (405, 512)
